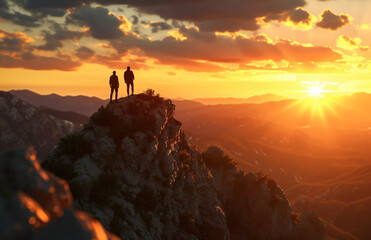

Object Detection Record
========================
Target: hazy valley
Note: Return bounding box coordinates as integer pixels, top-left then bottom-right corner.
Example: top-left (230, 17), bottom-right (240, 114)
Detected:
top-left (2, 89), bottom-right (371, 239)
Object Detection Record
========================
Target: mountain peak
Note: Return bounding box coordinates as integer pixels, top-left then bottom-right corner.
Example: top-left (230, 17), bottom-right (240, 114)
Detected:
top-left (42, 93), bottom-right (326, 240)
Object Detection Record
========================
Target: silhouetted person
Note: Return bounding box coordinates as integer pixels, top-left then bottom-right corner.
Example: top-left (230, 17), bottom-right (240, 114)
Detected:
top-left (109, 71), bottom-right (119, 102)
top-left (124, 66), bottom-right (134, 96)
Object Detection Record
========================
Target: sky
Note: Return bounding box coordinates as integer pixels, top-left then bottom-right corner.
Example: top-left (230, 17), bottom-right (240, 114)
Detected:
top-left (1, 0), bottom-right (371, 99)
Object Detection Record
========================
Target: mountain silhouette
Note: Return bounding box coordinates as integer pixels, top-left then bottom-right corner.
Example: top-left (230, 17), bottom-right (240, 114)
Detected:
top-left (41, 93), bottom-right (326, 240)
top-left (191, 93), bottom-right (287, 105)
top-left (0, 91), bottom-right (88, 159)
top-left (10, 89), bottom-right (108, 116)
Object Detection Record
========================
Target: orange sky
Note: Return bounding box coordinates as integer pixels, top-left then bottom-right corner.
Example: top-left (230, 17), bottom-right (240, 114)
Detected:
top-left (1, 0), bottom-right (371, 99)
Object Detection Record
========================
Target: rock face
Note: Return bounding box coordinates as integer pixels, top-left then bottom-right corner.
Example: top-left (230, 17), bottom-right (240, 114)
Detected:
top-left (0, 91), bottom-right (86, 159)
top-left (0, 147), bottom-right (119, 240)
top-left (43, 94), bottom-right (326, 240)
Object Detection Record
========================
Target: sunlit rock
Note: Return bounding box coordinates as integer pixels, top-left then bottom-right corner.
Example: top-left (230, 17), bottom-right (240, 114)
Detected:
top-left (0, 147), bottom-right (119, 240)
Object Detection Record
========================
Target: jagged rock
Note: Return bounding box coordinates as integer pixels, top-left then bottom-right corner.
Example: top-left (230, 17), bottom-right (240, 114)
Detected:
top-left (0, 91), bottom-right (86, 159)
top-left (0, 147), bottom-right (119, 240)
top-left (43, 93), bottom-right (326, 240)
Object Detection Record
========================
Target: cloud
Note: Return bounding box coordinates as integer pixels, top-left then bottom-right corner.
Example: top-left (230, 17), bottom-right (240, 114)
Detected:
top-left (92, 53), bottom-right (150, 70)
top-left (75, 46), bottom-right (95, 60)
top-left (12, 0), bottom-right (67, 17)
top-left (0, 29), bottom-right (33, 52)
top-left (66, 5), bottom-right (125, 40)
top-left (0, 0), bottom-right (8, 9)
top-left (107, 0), bottom-right (306, 32)
top-left (15, 0), bottom-right (82, 10)
top-left (8, 0), bottom-right (307, 33)
top-left (0, 52), bottom-right (81, 71)
top-left (263, 8), bottom-right (315, 30)
top-left (142, 27), bottom-right (341, 62)
top-left (337, 35), bottom-right (369, 51)
top-left (287, 8), bottom-right (314, 26)
top-left (0, 29), bottom-right (81, 71)
top-left (108, 26), bottom-right (342, 72)
top-left (286, 62), bottom-right (345, 74)
top-left (37, 24), bottom-right (85, 51)
top-left (131, 15), bottom-right (139, 24)
top-left (150, 21), bottom-right (172, 33)
top-left (0, 9), bottom-right (43, 27)
top-left (316, 9), bottom-right (350, 30)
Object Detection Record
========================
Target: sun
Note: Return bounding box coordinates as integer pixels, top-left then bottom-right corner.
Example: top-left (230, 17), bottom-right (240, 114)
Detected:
top-left (307, 85), bottom-right (325, 97)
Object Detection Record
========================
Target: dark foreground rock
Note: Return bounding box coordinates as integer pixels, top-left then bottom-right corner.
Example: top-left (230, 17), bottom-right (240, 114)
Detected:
top-left (42, 93), bottom-right (326, 240)
top-left (0, 147), bottom-right (119, 240)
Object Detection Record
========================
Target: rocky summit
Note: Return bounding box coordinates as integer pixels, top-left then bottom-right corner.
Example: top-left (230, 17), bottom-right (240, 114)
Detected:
top-left (41, 93), bottom-right (326, 240)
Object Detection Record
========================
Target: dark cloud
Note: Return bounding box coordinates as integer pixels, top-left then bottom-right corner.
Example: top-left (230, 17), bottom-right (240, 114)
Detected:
top-left (9, 0), bottom-right (307, 32)
top-left (37, 24), bottom-right (84, 51)
top-left (36, 8), bottom-right (66, 17)
top-left (75, 46), bottom-right (95, 60)
top-left (0, 9), bottom-right (42, 27)
top-left (16, 0), bottom-right (82, 10)
top-left (0, 29), bottom-right (80, 71)
top-left (66, 5), bottom-right (125, 40)
top-left (0, 0), bottom-right (8, 9)
top-left (92, 53), bottom-right (149, 70)
top-left (197, 18), bottom-right (259, 32)
top-left (13, 0), bottom-right (67, 16)
top-left (0, 52), bottom-right (81, 71)
top-left (150, 21), bottom-right (172, 33)
top-left (0, 29), bottom-right (32, 52)
top-left (131, 15), bottom-right (138, 24)
top-left (139, 0), bottom-right (304, 32)
top-left (100, 0), bottom-right (306, 32)
top-left (108, 26), bottom-right (342, 72)
top-left (288, 8), bottom-right (311, 24)
top-left (264, 8), bottom-right (312, 26)
top-left (316, 9), bottom-right (350, 30)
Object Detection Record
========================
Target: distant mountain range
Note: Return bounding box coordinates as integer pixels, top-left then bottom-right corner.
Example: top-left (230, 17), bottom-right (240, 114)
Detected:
top-left (10, 90), bottom-right (287, 115)
top-left (190, 93), bottom-right (287, 105)
top-left (10, 89), bottom-right (108, 117)
top-left (0, 91), bottom-right (89, 158)
top-left (173, 93), bottom-right (371, 240)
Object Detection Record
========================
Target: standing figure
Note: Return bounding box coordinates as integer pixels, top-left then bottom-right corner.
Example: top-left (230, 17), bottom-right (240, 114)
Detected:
top-left (124, 66), bottom-right (135, 96)
top-left (109, 71), bottom-right (119, 102)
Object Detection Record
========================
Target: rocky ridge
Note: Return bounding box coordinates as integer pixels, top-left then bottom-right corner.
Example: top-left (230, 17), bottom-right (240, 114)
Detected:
top-left (43, 93), bottom-right (326, 240)
top-left (0, 91), bottom-right (86, 159)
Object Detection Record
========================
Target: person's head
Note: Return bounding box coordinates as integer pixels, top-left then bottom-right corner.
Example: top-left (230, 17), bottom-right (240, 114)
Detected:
top-left (113, 71), bottom-right (116, 75)
top-left (127, 66), bottom-right (130, 70)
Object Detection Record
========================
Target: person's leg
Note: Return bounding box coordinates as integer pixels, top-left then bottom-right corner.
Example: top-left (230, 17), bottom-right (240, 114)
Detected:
top-left (110, 87), bottom-right (114, 102)
top-left (115, 87), bottom-right (118, 101)
top-left (131, 82), bottom-right (134, 95)
top-left (126, 83), bottom-right (129, 96)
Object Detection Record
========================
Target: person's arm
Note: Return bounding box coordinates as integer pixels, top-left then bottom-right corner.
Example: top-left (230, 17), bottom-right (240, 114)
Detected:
top-left (109, 76), bottom-right (112, 87)
top-left (117, 76), bottom-right (119, 88)
top-left (132, 71), bottom-right (135, 80)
